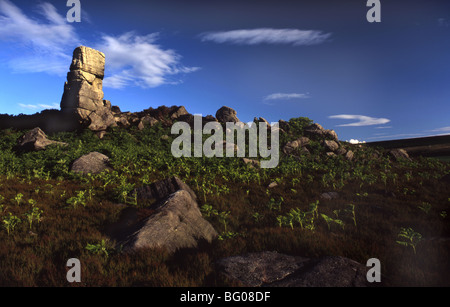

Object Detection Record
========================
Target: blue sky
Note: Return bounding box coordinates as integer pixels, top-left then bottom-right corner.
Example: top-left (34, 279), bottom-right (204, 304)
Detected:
top-left (0, 0), bottom-right (449, 142)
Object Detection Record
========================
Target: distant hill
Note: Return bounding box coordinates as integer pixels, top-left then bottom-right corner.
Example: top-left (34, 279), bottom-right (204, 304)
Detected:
top-left (365, 134), bottom-right (450, 158)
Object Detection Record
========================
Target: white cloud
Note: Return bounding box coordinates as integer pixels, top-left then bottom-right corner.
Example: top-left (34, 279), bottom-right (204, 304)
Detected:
top-left (96, 32), bottom-right (200, 89)
top-left (0, 1), bottom-right (198, 88)
top-left (347, 139), bottom-right (366, 144)
top-left (199, 28), bottom-right (331, 46)
top-left (264, 93), bottom-right (310, 101)
top-left (329, 114), bottom-right (391, 127)
top-left (375, 126), bottom-right (392, 129)
top-left (0, 0), bottom-right (79, 75)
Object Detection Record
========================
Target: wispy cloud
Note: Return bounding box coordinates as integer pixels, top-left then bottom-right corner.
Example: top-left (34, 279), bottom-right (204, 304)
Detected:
top-left (199, 28), bottom-right (331, 46)
top-left (429, 126), bottom-right (450, 133)
top-left (96, 32), bottom-right (200, 89)
top-left (329, 114), bottom-right (391, 127)
top-left (375, 126), bottom-right (392, 129)
top-left (18, 103), bottom-right (59, 110)
top-left (367, 133), bottom-right (427, 140)
top-left (0, 0), bottom-right (80, 75)
top-left (264, 93), bottom-right (310, 101)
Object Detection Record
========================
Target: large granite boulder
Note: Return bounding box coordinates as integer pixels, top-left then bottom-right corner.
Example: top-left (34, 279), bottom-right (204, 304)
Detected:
top-left (117, 190), bottom-right (218, 253)
top-left (16, 127), bottom-right (67, 152)
top-left (60, 46), bottom-right (116, 132)
top-left (108, 177), bottom-right (217, 253)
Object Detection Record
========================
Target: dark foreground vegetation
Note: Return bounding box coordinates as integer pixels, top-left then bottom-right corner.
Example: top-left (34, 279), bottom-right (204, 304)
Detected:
top-left (0, 117), bottom-right (449, 287)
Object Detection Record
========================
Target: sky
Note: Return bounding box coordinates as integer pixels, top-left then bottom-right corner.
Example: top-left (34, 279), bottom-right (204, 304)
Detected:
top-left (0, 0), bottom-right (449, 142)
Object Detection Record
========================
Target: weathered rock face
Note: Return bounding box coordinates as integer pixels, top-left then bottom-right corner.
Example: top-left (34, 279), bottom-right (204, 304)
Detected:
top-left (217, 252), bottom-right (371, 287)
top-left (60, 46), bottom-right (116, 132)
top-left (70, 152), bottom-right (111, 174)
top-left (119, 190), bottom-right (218, 253)
top-left (216, 106), bottom-right (240, 123)
top-left (16, 127), bottom-right (67, 152)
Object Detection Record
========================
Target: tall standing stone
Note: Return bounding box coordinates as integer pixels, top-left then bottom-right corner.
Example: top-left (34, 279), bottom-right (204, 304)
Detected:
top-left (60, 46), bottom-right (116, 132)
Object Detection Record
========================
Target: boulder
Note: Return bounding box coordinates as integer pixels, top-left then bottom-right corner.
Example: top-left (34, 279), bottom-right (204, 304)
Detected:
top-left (389, 149), bottom-right (411, 161)
top-left (323, 140), bottom-right (340, 152)
top-left (16, 127), bottom-right (67, 151)
top-left (170, 106), bottom-right (189, 120)
top-left (134, 176), bottom-right (198, 205)
top-left (242, 158), bottom-right (260, 168)
top-left (111, 105), bottom-right (121, 114)
top-left (217, 251), bottom-right (309, 287)
top-left (283, 137), bottom-right (310, 155)
top-left (119, 190), bottom-right (218, 253)
top-left (304, 123), bottom-right (326, 138)
top-left (345, 150), bottom-right (355, 161)
top-left (217, 252), bottom-right (370, 287)
top-left (270, 256), bottom-right (370, 287)
top-left (70, 152), bottom-right (111, 174)
top-left (137, 115), bottom-right (158, 130)
top-left (324, 129), bottom-right (339, 142)
top-left (216, 106), bottom-right (240, 123)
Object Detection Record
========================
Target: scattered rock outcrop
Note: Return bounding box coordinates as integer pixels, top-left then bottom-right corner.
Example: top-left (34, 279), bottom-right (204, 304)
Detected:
top-left (70, 152), bottom-right (111, 174)
top-left (16, 127), bottom-right (67, 152)
top-left (217, 251), bottom-right (371, 287)
top-left (60, 46), bottom-right (116, 133)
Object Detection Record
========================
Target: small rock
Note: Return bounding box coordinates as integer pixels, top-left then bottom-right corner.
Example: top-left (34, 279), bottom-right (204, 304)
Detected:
top-left (320, 192), bottom-right (339, 200)
top-left (242, 158), bottom-right (260, 168)
top-left (268, 182), bottom-right (278, 189)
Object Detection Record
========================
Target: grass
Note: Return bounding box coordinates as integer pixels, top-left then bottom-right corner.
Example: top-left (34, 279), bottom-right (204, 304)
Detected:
top-left (0, 119), bottom-right (449, 286)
